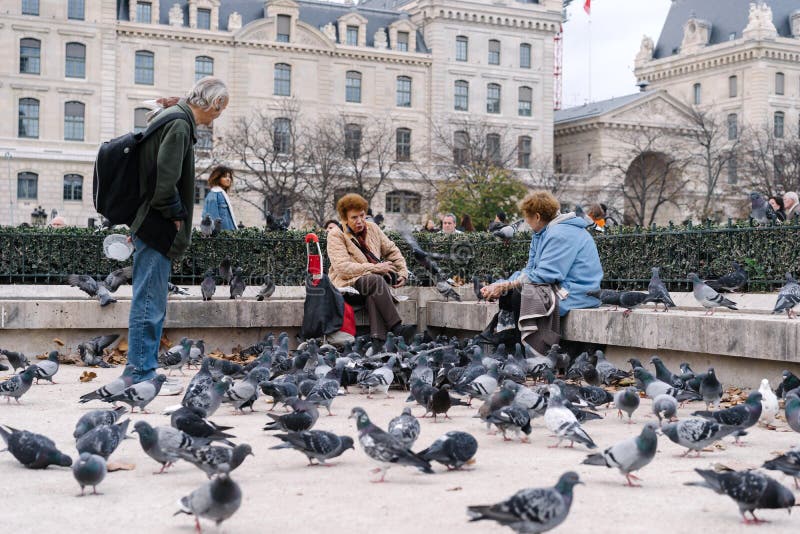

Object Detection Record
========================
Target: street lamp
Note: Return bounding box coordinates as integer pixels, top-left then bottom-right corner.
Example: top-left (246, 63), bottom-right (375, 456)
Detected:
top-left (30, 205), bottom-right (47, 226)
top-left (3, 152), bottom-right (12, 227)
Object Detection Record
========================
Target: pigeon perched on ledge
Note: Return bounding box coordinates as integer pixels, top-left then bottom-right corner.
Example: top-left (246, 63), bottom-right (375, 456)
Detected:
top-left (689, 273), bottom-right (738, 315)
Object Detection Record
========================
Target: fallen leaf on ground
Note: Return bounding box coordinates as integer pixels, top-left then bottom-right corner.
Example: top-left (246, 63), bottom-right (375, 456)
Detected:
top-left (446, 487), bottom-right (463, 492)
top-left (52, 338), bottom-right (65, 346)
top-left (79, 371), bottom-right (97, 383)
top-left (107, 462), bottom-right (135, 472)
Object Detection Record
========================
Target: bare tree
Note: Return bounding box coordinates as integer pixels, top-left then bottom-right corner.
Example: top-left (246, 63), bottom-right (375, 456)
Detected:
top-left (741, 121), bottom-right (800, 197)
top-left (219, 100), bottom-right (308, 222)
top-left (521, 154), bottom-right (576, 199)
top-left (300, 117), bottom-right (346, 227)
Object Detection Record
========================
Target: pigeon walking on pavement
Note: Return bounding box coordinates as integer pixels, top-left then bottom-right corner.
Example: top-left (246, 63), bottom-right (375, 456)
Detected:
top-left (79, 365), bottom-right (136, 404)
top-left (170, 406), bottom-right (236, 446)
top-left (263, 398), bottom-right (319, 432)
top-left (652, 394), bottom-right (678, 423)
top-left (158, 337), bottom-right (193, 376)
top-left (174, 473), bottom-right (242, 533)
top-left (689, 273), bottom-right (738, 315)
top-left (772, 273), bottom-right (800, 318)
top-left (76, 419), bottom-right (130, 460)
top-left (614, 387), bottom-right (640, 423)
top-left (758, 379), bottom-right (779, 427)
top-left (0, 425), bottom-right (72, 469)
top-left (103, 374), bottom-right (167, 413)
top-left (699, 367), bottom-right (723, 409)
top-left (583, 422), bottom-right (659, 486)
top-left (72, 452), bottom-right (107, 496)
top-left (418, 431), bottom-right (478, 470)
top-left (74, 406), bottom-right (128, 439)
top-left (785, 392), bottom-right (800, 433)
top-left (178, 443), bottom-right (254, 478)
top-left (544, 385), bottom-right (597, 449)
top-left (78, 334), bottom-right (119, 368)
top-left (388, 407), bottom-right (421, 448)
top-left (692, 391), bottom-right (762, 444)
top-left (0, 367), bottom-right (36, 404)
top-left (0, 349), bottom-right (31, 371)
top-left (270, 431), bottom-right (354, 466)
top-left (31, 350), bottom-right (61, 384)
top-left (661, 418), bottom-right (739, 457)
top-left (763, 449), bottom-right (800, 489)
top-left (132, 420), bottom-right (193, 474)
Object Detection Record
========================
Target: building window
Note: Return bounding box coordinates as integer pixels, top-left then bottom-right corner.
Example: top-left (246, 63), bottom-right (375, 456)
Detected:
top-left (197, 8), bottom-right (211, 30)
top-left (136, 1), bottom-right (152, 23)
top-left (385, 191), bottom-right (420, 214)
top-left (22, 0), bottom-right (38, 15)
top-left (397, 31), bottom-right (409, 52)
top-left (728, 75), bottom-right (737, 98)
top-left (277, 14), bottom-right (291, 42)
top-left (195, 55), bottom-right (213, 82)
top-left (396, 76), bottom-right (411, 107)
top-left (274, 63), bottom-right (291, 96)
top-left (727, 113), bottom-right (738, 140)
top-left (518, 136), bottom-right (531, 168)
top-left (396, 128), bottom-right (411, 161)
top-left (774, 111), bottom-right (785, 138)
top-left (453, 130), bottom-right (469, 165)
top-left (520, 43), bottom-right (531, 69)
top-left (727, 155), bottom-right (737, 185)
top-left (345, 71), bottom-right (362, 103)
top-left (65, 42), bottom-right (86, 78)
top-left (487, 83), bottom-right (501, 114)
top-left (344, 124), bottom-right (362, 159)
top-left (18, 98), bottom-right (39, 138)
top-left (20, 38), bottom-right (41, 74)
top-left (133, 107), bottom-right (149, 134)
top-left (68, 0), bottom-right (84, 20)
top-left (64, 101), bottom-right (85, 141)
top-left (454, 80), bottom-right (469, 111)
top-left (346, 25), bottom-right (359, 46)
top-left (774, 154), bottom-right (785, 180)
top-left (17, 172), bottom-right (38, 199)
top-left (487, 134), bottom-right (501, 165)
top-left (518, 86), bottom-right (532, 117)
top-left (196, 125), bottom-right (213, 152)
top-left (273, 118), bottom-right (291, 154)
top-left (194, 184), bottom-right (211, 204)
top-left (775, 72), bottom-right (785, 95)
top-left (488, 39), bottom-right (500, 65)
top-left (135, 50), bottom-right (154, 85)
top-left (693, 83), bottom-right (701, 105)
top-left (555, 154), bottom-right (563, 173)
top-left (63, 174), bottom-right (83, 201)
top-left (456, 35), bottom-right (468, 61)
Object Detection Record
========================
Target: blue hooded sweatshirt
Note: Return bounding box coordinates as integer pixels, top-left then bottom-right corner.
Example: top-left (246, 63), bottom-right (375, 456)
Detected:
top-left (508, 213), bottom-right (603, 316)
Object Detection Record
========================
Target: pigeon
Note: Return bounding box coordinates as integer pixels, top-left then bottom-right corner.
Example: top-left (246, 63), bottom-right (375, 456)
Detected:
top-left (699, 367), bottom-right (723, 409)
top-left (418, 431), bottom-right (478, 470)
top-left (349, 407), bottom-right (433, 482)
top-left (652, 394), bottom-right (678, 423)
top-left (260, 381), bottom-right (300, 410)
top-left (256, 276), bottom-right (275, 301)
top-left (76, 419), bottom-right (130, 460)
top-left (0, 425), bottom-right (72, 469)
top-left (211, 218), bottom-right (222, 237)
top-left (614, 387), bottom-right (640, 423)
top-left (206, 357), bottom-right (245, 380)
top-left (749, 191), bottom-right (777, 224)
top-left (229, 267), bottom-right (246, 299)
top-left (201, 270), bottom-right (216, 301)
top-left (79, 365), bottom-right (135, 404)
top-left (218, 258), bottom-right (232, 285)
top-left (103, 374), bottom-right (167, 413)
top-left (200, 214), bottom-right (213, 237)
top-left (132, 421), bottom-right (193, 474)
top-left (67, 274), bottom-right (117, 306)
top-left (706, 261), bottom-right (749, 293)
top-left (174, 474), bottom-right (242, 533)
top-left (692, 391), bottom-right (762, 444)
top-left (410, 355), bottom-right (434, 386)
top-left (689, 273), bottom-right (738, 315)
top-left (388, 407), bottom-right (421, 448)
top-left (178, 443), bottom-right (254, 478)
top-left (462, 364), bottom-right (499, 404)
top-left (0, 349), bottom-right (31, 371)
top-left (467, 471), bottom-right (581, 533)
top-left (171, 406), bottom-right (236, 445)
top-left (491, 219), bottom-right (524, 241)
top-left (686, 468), bottom-right (795, 524)
top-left (758, 379), bottom-right (779, 427)
top-left (785, 392), bottom-right (800, 433)
top-left (661, 417), bottom-right (740, 457)
top-left (187, 340), bottom-right (206, 368)
top-left (583, 422), bottom-right (659, 486)
top-left (430, 384), bottom-right (459, 421)
top-left (0, 366), bottom-right (36, 403)
top-left (594, 350), bottom-right (628, 386)
top-left (78, 334), bottom-right (119, 368)
top-left (263, 398), bottom-right (319, 432)
top-left (31, 350), bottom-right (60, 384)
top-left (650, 356), bottom-right (681, 388)
top-left (634, 367), bottom-right (701, 402)
top-left (270, 431), bottom-right (354, 466)
top-left (168, 282), bottom-right (190, 295)
top-left (222, 372), bottom-right (262, 413)
top-left (358, 356), bottom-right (396, 398)
top-left (586, 288), bottom-right (621, 310)
top-left (104, 266), bottom-right (133, 292)
top-left (763, 449), bottom-right (800, 489)
top-left (618, 291), bottom-right (650, 316)
top-left (544, 385), bottom-right (597, 449)
top-left (74, 406), bottom-right (128, 439)
top-left (436, 279), bottom-right (461, 302)
top-left (473, 275), bottom-right (486, 303)
top-left (182, 365), bottom-right (229, 417)
top-left (772, 273), bottom-right (800, 318)
top-left (158, 337), bottom-right (192, 376)
top-left (72, 452), bottom-right (107, 496)
top-left (487, 404), bottom-right (532, 443)
top-left (776, 370), bottom-right (800, 399)
top-left (646, 267), bottom-right (676, 312)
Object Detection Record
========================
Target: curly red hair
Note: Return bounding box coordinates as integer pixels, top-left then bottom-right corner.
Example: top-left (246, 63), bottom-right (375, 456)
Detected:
top-left (519, 190), bottom-right (560, 223)
top-left (336, 193), bottom-right (369, 221)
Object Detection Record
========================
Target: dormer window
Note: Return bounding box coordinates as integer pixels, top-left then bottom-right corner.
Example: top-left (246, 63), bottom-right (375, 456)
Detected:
top-left (277, 15), bottom-right (291, 42)
top-left (197, 8), bottom-right (211, 30)
top-left (136, 1), bottom-right (152, 23)
top-left (346, 26), bottom-right (359, 46)
top-left (397, 31), bottom-right (409, 52)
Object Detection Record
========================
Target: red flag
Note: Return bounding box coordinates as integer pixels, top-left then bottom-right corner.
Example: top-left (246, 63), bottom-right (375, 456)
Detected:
top-left (584, 0), bottom-right (591, 15)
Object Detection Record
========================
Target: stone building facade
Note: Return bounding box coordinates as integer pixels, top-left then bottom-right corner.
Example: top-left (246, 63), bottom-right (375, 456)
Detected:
top-left (0, 0), bottom-right (561, 228)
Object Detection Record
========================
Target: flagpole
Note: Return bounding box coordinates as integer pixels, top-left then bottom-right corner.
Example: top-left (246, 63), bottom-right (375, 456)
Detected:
top-left (588, 11), bottom-right (592, 102)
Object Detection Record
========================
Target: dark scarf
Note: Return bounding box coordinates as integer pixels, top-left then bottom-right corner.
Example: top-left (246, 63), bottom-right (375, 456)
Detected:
top-left (348, 225), bottom-right (379, 264)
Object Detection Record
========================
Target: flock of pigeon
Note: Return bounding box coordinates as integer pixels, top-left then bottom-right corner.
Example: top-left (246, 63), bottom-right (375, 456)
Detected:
top-left (1, 329), bottom-right (800, 532)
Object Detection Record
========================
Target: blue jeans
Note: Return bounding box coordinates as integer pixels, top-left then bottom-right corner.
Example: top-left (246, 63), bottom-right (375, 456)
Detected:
top-left (127, 236), bottom-right (171, 382)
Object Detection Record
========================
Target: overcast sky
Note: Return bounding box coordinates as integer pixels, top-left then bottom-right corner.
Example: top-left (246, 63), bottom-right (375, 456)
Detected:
top-left (561, 0), bottom-right (672, 108)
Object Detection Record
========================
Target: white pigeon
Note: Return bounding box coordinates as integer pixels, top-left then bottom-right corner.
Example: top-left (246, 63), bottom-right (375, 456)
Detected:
top-left (358, 356), bottom-right (396, 399)
top-left (759, 378), bottom-right (779, 427)
top-left (544, 385), bottom-right (597, 449)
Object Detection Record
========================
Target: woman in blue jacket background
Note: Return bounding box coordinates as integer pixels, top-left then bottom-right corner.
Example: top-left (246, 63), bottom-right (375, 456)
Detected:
top-left (202, 165), bottom-right (238, 231)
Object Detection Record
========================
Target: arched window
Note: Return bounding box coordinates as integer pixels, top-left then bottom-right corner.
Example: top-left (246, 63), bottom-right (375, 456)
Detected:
top-left (454, 80), bottom-right (469, 111)
top-left (520, 43), bottom-right (531, 68)
top-left (396, 128), bottom-right (411, 161)
top-left (487, 83), bottom-right (501, 114)
top-left (135, 50), bottom-right (154, 85)
top-left (518, 86), bottom-right (532, 117)
top-left (774, 111), bottom-right (785, 138)
top-left (17, 172), bottom-right (38, 200)
top-left (195, 56), bottom-right (213, 82)
top-left (488, 39), bottom-right (500, 65)
top-left (65, 42), bottom-right (86, 78)
top-left (453, 130), bottom-right (469, 165)
top-left (727, 113), bottom-right (738, 140)
top-left (63, 174), bottom-right (83, 201)
top-left (385, 190), bottom-right (420, 214)
top-left (64, 101), bottom-right (85, 141)
top-left (346, 71), bottom-right (362, 103)
top-left (274, 63), bottom-right (291, 96)
top-left (344, 124), bottom-right (362, 159)
top-left (273, 118), bottom-right (291, 154)
top-left (728, 75), bottom-right (737, 98)
top-left (518, 136), bottom-right (532, 168)
top-left (18, 98), bottom-right (39, 138)
top-left (455, 35), bottom-right (468, 61)
top-left (775, 72), bottom-right (785, 95)
top-left (396, 76), bottom-right (412, 107)
top-left (20, 38), bottom-right (40, 74)
top-left (133, 107), bottom-right (149, 134)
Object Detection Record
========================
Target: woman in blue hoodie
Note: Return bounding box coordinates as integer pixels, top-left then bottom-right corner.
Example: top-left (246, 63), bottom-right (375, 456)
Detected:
top-left (202, 165), bottom-right (237, 231)
top-left (479, 190), bottom-right (603, 343)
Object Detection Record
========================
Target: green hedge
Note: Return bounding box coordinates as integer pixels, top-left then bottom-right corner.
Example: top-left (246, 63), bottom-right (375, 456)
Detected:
top-left (1, 221), bottom-right (798, 291)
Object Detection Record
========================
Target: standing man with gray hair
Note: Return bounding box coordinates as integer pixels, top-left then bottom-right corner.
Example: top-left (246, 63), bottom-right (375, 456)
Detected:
top-left (440, 213), bottom-right (462, 234)
top-left (127, 77), bottom-right (229, 383)
top-left (783, 192), bottom-right (799, 222)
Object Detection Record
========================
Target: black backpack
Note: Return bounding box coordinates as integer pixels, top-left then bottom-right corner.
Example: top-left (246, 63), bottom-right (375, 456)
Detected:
top-left (93, 111), bottom-right (189, 226)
